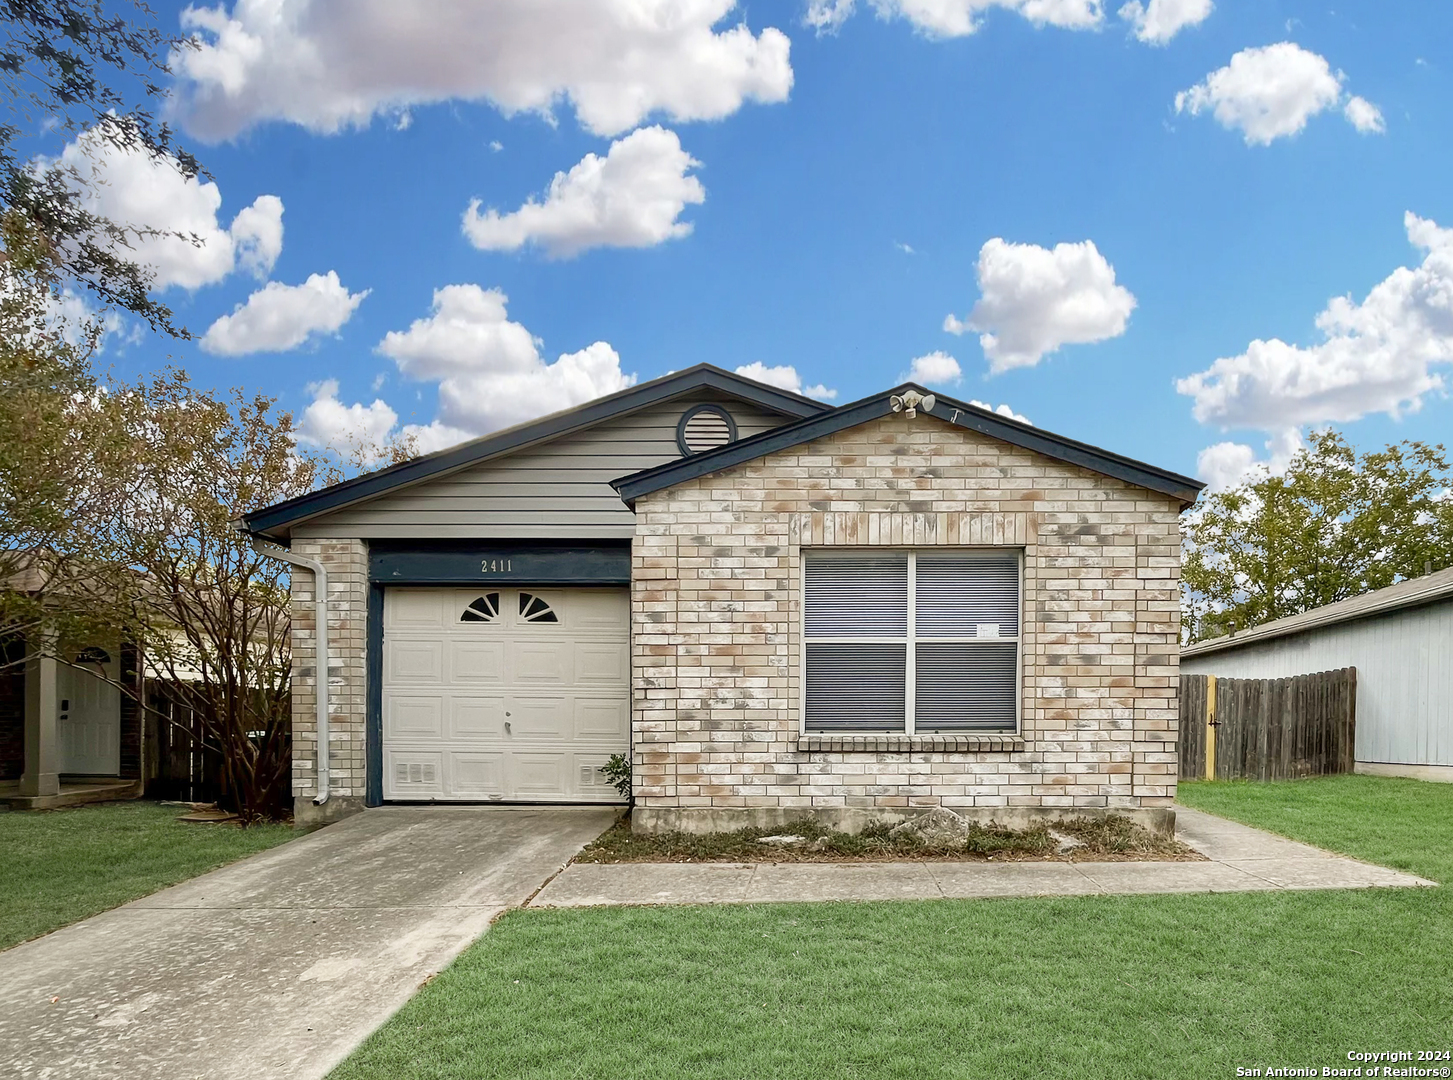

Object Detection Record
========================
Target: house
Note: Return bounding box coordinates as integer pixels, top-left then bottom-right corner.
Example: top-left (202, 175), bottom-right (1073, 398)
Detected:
top-left (0, 633), bottom-right (142, 811)
top-left (241, 365), bottom-right (1202, 833)
top-left (1182, 567), bottom-right (1453, 783)
top-left (0, 555), bottom-right (252, 811)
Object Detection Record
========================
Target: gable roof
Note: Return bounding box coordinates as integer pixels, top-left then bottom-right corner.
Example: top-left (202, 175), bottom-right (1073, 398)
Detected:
top-left (1183, 565), bottom-right (1453, 660)
top-left (611, 384), bottom-right (1205, 508)
top-left (242, 364), bottom-right (830, 539)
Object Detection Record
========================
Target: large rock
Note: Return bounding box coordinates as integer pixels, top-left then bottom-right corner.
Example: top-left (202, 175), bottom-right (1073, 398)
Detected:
top-left (888, 806), bottom-right (973, 845)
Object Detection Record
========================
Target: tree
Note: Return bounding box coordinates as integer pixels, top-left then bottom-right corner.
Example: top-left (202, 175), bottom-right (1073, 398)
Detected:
top-left (2, 0), bottom-right (198, 337)
top-left (96, 382), bottom-right (337, 822)
top-left (1181, 430), bottom-right (1453, 643)
top-left (1, 0), bottom-right (202, 635)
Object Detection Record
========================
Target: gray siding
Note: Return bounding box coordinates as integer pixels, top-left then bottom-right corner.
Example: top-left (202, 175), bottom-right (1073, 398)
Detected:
top-left (1181, 599), bottom-right (1453, 767)
top-left (292, 394), bottom-right (790, 539)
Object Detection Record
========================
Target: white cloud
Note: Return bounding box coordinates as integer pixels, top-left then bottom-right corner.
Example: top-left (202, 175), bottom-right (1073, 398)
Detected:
top-left (462, 127), bottom-right (705, 258)
top-left (1177, 213), bottom-right (1453, 431)
top-left (806, 0), bottom-right (857, 33)
top-left (377, 284), bottom-right (637, 433)
top-left (489, 140), bottom-right (504, 152)
top-left (1343, 95), bottom-right (1386, 134)
top-left (733, 362), bottom-right (837, 400)
top-left (1196, 429), bottom-right (1303, 491)
top-left (1117, 0), bottom-right (1211, 44)
top-left (56, 124), bottom-right (283, 290)
top-left (200, 271), bottom-right (369, 356)
top-left (1175, 43), bottom-right (1381, 145)
top-left (895, 240), bottom-right (916, 255)
top-left (172, 0), bottom-right (793, 140)
top-left (968, 399), bottom-right (1032, 425)
top-left (943, 237), bottom-right (1136, 372)
top-left (297, 379), bottom-right (399, 463)
top-left (867, 0), bottom-right (1104, 38)
top-left (907, 351), bottom-right (962, 384)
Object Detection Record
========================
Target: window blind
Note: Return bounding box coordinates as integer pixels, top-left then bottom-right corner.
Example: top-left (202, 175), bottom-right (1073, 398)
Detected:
top-left (803, 554), bottom-right (908, 636)
top-left (914, 642), bottom-right (1018, 731)
top-left (805, 643), bottom-right (907, 732)
top-left (915, 552), bottom-right (1019, 637)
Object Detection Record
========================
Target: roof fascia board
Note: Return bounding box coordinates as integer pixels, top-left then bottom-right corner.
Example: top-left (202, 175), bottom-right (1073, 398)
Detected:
top-left (613, 384), bottom-right (1204, 507)
top-left (1184, 581), bottom-right (1453, 658)
top-left (244, 365), bottom-right (829, 537)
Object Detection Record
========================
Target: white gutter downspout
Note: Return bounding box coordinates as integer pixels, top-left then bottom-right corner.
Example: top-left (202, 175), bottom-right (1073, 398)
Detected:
top-left (246, 534), bottom-right (330, 806)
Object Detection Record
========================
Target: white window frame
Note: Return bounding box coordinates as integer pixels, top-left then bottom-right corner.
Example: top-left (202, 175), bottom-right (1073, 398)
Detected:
top-left (798, 548), bottom-right (1023, 736)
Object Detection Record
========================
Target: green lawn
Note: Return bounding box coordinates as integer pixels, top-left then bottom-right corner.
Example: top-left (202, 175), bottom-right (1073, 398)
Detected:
top-left (333, 776), bottom-right (1453, 1080)
top-left (0, 800), bottom-right (294, 950)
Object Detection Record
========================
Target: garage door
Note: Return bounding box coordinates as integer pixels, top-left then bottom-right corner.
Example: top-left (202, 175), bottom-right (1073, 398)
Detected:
top-left (382, 587), bottom-right (629, 803)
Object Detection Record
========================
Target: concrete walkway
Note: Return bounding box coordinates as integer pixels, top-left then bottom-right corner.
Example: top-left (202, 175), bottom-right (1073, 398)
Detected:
top-left (530, 807), bottom-right (1435, 909)
top-left (0, 805), bottom-right (617, 1080)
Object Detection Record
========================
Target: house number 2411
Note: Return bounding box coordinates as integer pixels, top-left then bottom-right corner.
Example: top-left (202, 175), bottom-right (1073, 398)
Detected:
top-left (480, 559), bottom-right (513, 573)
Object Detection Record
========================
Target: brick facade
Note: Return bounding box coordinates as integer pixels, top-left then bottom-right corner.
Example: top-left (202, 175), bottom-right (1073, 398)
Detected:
top-left (289, 538), bottom-right (368, 825)
top-left (630, 412), bottom-right (1182, 835)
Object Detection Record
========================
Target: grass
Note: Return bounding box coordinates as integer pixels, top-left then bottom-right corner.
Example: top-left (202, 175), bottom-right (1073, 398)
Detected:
top-left (1176, 773), bottom-right (1453, 881)
top-left (0, 800), bottom-right (294, 950)
top-left (577, 813), bottom-right (1197, 862)
top-left (332, 775), bottom-right (1453, 1080)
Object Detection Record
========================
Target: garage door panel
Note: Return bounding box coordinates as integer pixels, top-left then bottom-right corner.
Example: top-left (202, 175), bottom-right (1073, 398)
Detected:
top-left (386, 590), bottom-right (451, 630)
top-left (450, 697), bottom-right (505, 739)
top-left (576, 755), bottom-right (619, 797)
top-left (387, 640), bottom-right (443, 683)
top-left (385, 751), bottom-right (443, 799)
top-left (512, 753), bottom-right (569, 797)
top-left (575, 696), bottom-right (629, 739)
top-left (570, 591), bottom-right (629, 632)
top-left (512, 642), bottom-right (572, 684)
top-left (508, 695), bottom-right (570, 739)
top-left (385, 696), bottom-right (444, 739)
top-left (449, 640), bottom-right (505, 683)
top-left (576, 643), bottom-right (628, 684)
top-left (450, 752), bottom-right (505, 798)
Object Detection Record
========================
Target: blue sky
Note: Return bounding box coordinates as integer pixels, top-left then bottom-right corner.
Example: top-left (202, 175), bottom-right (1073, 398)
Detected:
top-left (72, 0), bottom-right (1453, 488)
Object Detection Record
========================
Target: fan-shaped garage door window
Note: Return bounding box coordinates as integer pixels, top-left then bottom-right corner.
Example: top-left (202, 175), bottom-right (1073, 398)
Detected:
top-left (677, 404), bottom-right (737, 455)
top-left (460, 593), bottom-right (500, 623)
top-left (519, 592), bottom-right (559, 623)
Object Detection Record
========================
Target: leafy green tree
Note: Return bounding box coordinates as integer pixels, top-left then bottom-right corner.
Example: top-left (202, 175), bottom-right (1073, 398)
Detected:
top-left (1182, 430), bottom-right (1453, 642)
top-left (2, 0), bottom-right (198, 336)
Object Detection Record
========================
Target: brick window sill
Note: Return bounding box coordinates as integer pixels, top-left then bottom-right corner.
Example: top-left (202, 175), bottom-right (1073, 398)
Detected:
top-left (798, 734), bottom-right (1025, 753)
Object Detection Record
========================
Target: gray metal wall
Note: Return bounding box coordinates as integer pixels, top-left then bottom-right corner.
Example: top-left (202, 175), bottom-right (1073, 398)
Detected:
top-left (292, 393), bottom-right (790, 539)
top-left (1181, 599), bottom-right (1453, 767)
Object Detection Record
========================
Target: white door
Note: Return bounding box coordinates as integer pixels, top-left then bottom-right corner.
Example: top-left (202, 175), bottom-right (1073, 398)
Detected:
top-left (382, 587), bottom-right (629, 803)
top-left (58, 647), bottom-right (122, 775)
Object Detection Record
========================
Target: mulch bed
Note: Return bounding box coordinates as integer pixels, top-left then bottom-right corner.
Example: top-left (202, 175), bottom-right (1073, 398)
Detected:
top-left (575, 814), bottom-right (1206, 864)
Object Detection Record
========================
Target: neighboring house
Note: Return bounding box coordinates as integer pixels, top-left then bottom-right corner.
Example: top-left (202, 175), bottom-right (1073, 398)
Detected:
top-left (1182, 567), bottom-right (1453, 783)
top-left (242, 365), bottom-right (1202, 833)
top-left (0, 634), bottom-right (143, 810)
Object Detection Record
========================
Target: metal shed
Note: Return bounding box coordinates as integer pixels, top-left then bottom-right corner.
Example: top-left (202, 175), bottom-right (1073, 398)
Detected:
top-left (1181, 567), bottom-right (1453, 781)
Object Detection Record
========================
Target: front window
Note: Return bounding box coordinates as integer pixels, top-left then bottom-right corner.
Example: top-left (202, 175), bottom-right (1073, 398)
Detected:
top-left (803, 550), bottom-right (1020, 734)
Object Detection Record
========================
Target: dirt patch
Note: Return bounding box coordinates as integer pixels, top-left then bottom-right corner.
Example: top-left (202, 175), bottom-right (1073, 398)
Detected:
top-left (575, 814), bottom-right (1204, 864)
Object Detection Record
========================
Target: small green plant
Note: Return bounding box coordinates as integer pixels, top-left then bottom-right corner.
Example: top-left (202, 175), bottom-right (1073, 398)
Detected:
top-left (602, 753), bottom-right (632, 800)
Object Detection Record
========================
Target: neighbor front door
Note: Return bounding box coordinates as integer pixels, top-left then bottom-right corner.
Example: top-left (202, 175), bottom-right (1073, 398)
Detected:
top-left (57, 648), bottom-right (121, 775)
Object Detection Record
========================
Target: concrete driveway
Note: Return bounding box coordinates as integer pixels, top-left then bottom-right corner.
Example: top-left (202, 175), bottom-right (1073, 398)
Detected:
top-left (0, 805), bottom-right (618, 1080)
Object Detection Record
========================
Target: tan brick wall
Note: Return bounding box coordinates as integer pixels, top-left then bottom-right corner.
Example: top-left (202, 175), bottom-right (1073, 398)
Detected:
top-left (289, 538), bottom-right (368, 815)
top-left (630, 413), bottom-right (1183, 832)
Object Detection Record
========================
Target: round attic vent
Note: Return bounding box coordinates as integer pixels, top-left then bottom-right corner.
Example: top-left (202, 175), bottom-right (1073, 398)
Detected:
top-left (677, 404), bottom-right (737, 455)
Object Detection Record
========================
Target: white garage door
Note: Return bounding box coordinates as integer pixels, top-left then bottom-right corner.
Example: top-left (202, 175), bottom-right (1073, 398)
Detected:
top-left (382, 587), bottom-right (629, 803)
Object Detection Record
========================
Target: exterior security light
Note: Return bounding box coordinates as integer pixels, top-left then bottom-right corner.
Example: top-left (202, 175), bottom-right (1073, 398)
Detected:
top-left (890, 390), bottom-right (934, 418)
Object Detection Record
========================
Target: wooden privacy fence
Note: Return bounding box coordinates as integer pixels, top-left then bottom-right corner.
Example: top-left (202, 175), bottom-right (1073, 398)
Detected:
top-left (143, 683), bottom-right (224, 803)
top-left (1179, 669), bottom-right (1357, 781)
